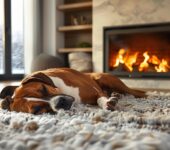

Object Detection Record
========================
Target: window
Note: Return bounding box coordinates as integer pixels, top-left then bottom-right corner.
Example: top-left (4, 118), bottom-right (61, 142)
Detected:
top-left (0, 0), bottom-right (4, 74)
top-left (11, 0), bottom-right (24, 74)
top-left (0, 0), bottom-right (24, 80)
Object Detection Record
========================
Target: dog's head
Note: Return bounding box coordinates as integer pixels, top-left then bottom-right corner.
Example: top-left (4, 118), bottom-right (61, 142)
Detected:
top-left (0, 72), bottom-right (74, 114)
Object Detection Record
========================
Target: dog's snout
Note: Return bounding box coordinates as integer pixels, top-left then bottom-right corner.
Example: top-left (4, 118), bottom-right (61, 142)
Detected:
top-left (57, 96), bottom-right (74, 110)
top-left (50, 95), bottom-right (75, 111)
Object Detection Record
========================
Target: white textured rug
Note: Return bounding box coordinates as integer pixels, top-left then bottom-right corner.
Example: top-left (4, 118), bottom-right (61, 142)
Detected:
top-left (0, 91), bottom-right (170, 150)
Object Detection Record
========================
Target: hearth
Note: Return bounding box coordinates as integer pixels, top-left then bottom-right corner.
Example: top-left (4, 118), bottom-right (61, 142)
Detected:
top-left (104, 23), bottom-right (170, 78)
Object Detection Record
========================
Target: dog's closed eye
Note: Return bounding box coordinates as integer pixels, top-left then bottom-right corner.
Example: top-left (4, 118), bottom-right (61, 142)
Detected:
top-left (40, 85), bottom-right (49, 97)
top-left (32, 104), bottom-right (54, 114)
top-left (39, 84), bottom-right (61, 99)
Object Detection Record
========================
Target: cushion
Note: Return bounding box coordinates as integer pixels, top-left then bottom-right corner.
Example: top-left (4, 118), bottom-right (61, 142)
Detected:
top-left (31, 53), bottom-right (65, 72)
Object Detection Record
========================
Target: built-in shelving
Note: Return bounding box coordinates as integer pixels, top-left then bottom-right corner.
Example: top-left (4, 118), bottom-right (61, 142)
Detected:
top-left (58, 48), bottom-right (92, 53)
top-left (58, 1), bottom-right (92, 11)
top-left (57, 0), bottom-right (92, 53)
top-left (58, 24), bottom-right (92, 32)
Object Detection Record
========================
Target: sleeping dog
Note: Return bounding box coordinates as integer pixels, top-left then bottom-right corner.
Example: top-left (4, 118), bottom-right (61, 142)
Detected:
top-left (0, 68), bottom-right (146, 114)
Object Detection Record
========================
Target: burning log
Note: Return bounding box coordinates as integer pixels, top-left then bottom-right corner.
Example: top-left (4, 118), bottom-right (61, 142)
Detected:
top-left (111, 49), bottom-right (170, 73)
top-left (113, 63), bottom-right (125, 71)
top-left (113, 63), bottom-right (136, 72)
top-left (131, 65), bottom-right (139, 72)
top-left (146, 63), bottom-right (157, 72)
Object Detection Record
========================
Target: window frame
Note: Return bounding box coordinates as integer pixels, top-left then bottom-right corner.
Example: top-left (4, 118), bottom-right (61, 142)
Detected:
top-left (0, 0), bottom-right (24, 80)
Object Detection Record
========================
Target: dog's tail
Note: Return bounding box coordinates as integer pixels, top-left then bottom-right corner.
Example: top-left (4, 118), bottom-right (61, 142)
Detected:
top-left (125, 87), bottom-right (147, 98)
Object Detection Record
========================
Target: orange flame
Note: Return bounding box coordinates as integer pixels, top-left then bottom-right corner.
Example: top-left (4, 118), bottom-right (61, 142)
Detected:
top-left (124, 52), bottom-right (138, 72)
top-left (155, 59), bottom-right (170, 72)
top-left (149, 55), bottom-right (160, 65)
top-left (112, 49), bottom-right (170, 72)
top-left (139, 51), bottom-right (150, 72)
top-left (113, 48), bottom-right (126, 67)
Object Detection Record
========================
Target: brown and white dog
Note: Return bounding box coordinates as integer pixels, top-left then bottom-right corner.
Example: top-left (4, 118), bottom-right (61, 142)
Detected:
top-left (0, 68), bottom-right (146, 114)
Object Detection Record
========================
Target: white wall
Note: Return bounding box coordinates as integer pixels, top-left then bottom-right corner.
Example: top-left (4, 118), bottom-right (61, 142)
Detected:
top-left (24, 0), bottom-right (65, 74)
top-left (43, 0), bottom-right (64, 56)
top-left (24, 0), bottom-right (42, 74)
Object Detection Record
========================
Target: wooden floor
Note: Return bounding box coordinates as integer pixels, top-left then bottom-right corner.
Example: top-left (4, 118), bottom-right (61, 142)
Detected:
top-left (0, 81), bottom-right (20, 92)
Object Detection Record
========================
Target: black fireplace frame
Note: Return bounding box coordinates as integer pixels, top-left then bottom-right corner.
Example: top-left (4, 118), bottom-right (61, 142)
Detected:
top-left (103, 22), bottom-right (170, 78)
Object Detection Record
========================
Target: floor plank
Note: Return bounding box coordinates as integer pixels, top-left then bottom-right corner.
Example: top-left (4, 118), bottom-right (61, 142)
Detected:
top-left (0, 81), bottom-right (20, 92)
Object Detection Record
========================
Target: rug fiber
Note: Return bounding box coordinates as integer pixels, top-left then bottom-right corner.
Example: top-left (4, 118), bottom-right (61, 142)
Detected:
top-left (0, 91), bottom-right (170, 150)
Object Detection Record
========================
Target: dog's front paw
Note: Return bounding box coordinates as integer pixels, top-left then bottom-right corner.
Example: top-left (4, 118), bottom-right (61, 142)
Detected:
top-left (106, 97), bottom-right (118, 111)
top-left (0, 96), bottom-right (12, 110)
top-left (111, 92), bottom-right (121, 99)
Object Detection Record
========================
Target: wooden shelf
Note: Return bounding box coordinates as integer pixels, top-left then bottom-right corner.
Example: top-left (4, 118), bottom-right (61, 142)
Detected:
top-left (58, 1), bottom-right (92, 11)
top-left (58, 48), bottom-right (92, 53)
top-left (58, 24), bottom-right (92, 32)
top-left (57, 0), bottom-right (93, 55)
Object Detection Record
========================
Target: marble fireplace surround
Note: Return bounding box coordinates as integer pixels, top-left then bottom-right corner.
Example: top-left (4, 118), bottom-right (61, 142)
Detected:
top-left (92, 0), bottom-right (170, 90)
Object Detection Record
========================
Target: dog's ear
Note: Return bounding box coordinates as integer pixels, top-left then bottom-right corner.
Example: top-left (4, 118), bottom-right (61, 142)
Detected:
top-left (0, 96), bottom-right (12, 110)
top-left (22, 72), bottom-right (55, 87)
top-left (0, 86), bottom-right (18, 98)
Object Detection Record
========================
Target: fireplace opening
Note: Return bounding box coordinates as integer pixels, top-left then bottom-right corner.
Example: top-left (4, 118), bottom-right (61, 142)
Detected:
top-left (104, 23), bottom-right (170, 78)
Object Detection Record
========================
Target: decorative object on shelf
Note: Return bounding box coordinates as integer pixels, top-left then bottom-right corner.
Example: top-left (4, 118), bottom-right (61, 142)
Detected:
top-left (68, 52), bottom-right (92, 72)
top-left (71, 15), bottom-right (90, 25)
top-left (80, 16), bottom-right (87, 24)
top-left (77, 42), bottom-right (92, 48)
top-left (71, 15), bottom-right (79, 25)
top-left (80, 15), bottom-right (92, 25)
top-left (31, 53), bottom-right (65, 72)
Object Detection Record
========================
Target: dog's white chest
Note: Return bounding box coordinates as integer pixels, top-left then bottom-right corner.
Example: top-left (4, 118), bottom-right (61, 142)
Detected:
top-left (49, 76), bottom-right (81, 102)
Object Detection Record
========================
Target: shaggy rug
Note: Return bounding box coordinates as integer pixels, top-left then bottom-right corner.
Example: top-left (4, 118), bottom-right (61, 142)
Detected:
top-left (0, 91), bottom-right (170, 150)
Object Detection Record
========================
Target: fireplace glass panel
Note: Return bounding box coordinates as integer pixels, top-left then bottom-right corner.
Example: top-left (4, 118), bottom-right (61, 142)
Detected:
top-left (104, 23), bottom-right (170, 77)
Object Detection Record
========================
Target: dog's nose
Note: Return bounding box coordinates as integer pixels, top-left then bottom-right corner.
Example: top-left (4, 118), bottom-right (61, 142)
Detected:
top-left (56, 96), bottom-right (74, 110)
top-left (50, 95), bottom-right (75, 111)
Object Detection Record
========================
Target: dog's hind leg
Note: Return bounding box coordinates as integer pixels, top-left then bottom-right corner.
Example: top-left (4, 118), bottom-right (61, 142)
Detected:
top-left (88, 73), bottom-right (146, 98)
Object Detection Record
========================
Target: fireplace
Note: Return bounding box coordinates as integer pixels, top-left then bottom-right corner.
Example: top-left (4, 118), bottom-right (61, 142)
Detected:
top-left (104, 23), bottom-right (170, 78)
